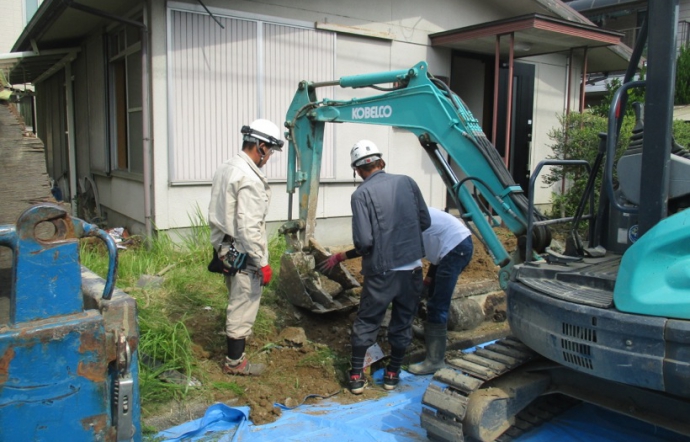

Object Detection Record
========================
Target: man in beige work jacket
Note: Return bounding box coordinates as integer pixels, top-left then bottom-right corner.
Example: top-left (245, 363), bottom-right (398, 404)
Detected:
top-left (208, 119), bottom-right (283, 375)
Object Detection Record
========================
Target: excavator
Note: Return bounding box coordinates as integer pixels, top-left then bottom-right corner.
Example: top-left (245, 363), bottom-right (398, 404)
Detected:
top-left (278, 1), bottom-right (690, 440)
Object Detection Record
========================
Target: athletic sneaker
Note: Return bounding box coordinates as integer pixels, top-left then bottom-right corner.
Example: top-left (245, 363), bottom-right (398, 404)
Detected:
top-left (349, 371), bottom-right (368, 394)
top-left (222, 355), bottom-right (265, 376)
top-left (383, 370), bottom-right (400, 390)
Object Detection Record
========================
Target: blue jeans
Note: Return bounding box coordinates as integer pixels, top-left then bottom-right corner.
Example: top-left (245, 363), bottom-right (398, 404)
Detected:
top-left (427, 236), bottom-right (474, 325)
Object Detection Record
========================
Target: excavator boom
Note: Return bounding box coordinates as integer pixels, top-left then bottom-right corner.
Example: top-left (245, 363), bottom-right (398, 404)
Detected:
top-left (283, 61), bottom-right (549, 269)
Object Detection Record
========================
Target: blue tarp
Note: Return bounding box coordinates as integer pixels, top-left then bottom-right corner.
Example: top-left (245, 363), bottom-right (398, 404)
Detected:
top-left (156, 369), bottom-right (690, 442)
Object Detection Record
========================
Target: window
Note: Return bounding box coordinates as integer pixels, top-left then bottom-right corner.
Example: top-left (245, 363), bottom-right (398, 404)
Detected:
top-left (168, 8), bottom-right (336, 183)
top-left (108, 24), bottom-right (143, 174)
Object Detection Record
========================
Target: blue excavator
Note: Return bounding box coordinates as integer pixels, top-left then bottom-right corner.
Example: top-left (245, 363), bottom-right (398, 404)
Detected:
top-left (279, 1), bottom-right (690, 440)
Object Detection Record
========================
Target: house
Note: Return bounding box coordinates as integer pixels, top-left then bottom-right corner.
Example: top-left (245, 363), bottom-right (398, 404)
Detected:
top-left (564, 0), bottom-right (690, 107)
top-left (3, 0), bottom-right (631, 247)
top-left (0, 0), bottom-right (42, 128)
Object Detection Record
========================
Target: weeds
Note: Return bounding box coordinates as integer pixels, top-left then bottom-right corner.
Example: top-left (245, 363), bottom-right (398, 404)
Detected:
top-left (211, 381), bottom-right (245, 396)
top-left (298, 346), bottom-right (338, 368)
top-left (79, 208), bottom-right (285, 413)
top-left (80, 208), bottom-right (255, 405)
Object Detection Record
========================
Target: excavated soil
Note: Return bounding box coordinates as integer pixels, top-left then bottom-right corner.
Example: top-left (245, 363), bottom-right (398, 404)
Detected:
top-left (144, 229), bottom-right (516, 431)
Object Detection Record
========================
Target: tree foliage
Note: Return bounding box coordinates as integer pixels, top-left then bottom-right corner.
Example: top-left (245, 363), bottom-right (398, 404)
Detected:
top-left (675, 45), bottom-right (690, 105)
top-left (544, 112), bottom-right (634, 218)
top-left (545, 71), bottom-right (690, 220)
top-left (588, 77), bottom-right (645, 119)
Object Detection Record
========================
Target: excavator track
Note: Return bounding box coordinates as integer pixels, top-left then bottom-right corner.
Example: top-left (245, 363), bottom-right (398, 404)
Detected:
top-left (420, 337), bottom-right (572, 442)
top-left (493, 393), bottom-right (581, 441)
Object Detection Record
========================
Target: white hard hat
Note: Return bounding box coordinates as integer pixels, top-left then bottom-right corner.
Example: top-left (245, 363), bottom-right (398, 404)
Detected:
top-left (241, 119), bottom-right (284, 151)
top-left (350, 139), bottom-right (382, 168)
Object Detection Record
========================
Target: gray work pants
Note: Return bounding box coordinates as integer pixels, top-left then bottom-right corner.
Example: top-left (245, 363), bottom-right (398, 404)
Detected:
top-left (351, 267), bottom-right (423, 349)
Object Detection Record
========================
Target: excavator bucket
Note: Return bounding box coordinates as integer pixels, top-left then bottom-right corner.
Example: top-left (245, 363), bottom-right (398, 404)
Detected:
top-left (279, 234), bottom-right (360, 314)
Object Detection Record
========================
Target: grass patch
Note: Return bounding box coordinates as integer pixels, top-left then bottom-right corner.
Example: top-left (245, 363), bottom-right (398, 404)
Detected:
top-left (297, 346), bottom-right (339, 369)
top-left (79, 207), bottom-right (286, 413)
top-left (211, 381), bottom-right (245, 396)
top-left (298, 345), bottom-right (349, 377)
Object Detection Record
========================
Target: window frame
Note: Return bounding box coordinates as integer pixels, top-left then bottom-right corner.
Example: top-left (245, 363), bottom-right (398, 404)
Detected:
top-left (166, 2), bottom-right (337, 185)
top-left (107, 23), bottom-right (143, 176)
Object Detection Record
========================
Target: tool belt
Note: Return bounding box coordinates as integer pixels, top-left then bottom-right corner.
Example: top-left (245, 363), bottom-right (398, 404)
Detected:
top-left (208, 235), bottom-right (249, 275)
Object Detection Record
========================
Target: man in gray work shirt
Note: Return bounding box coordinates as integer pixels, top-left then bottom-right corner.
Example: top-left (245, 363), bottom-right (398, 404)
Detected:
top-left (321, 139), bottom-right (430, 394)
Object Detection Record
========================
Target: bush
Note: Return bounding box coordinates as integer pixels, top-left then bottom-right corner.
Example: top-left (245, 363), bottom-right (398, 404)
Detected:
top-left (546, 55), bottom-right (690, 220)
top-left (676, 45), bottom-right (690, 105)
top-left (589, 77), bottom-right (645, 119)
top-left (673, 119), bottom-right (690, 148)
top-left (544, 112), bottom-right (635, 218)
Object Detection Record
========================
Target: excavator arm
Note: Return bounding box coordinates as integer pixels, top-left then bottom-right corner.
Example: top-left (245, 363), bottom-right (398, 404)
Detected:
top-left (282, 61), bottom-right (549, 285)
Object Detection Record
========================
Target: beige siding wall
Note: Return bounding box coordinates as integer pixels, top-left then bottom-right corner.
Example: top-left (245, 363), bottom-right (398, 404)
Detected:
top-left (147, 0), bottom-right (572, 242)
top-left (528, 53), bottom-right (577, 212)
top-left (679, 0), bottom-right (690, 22)
top-left (0, 0), bottom-right (23, 53)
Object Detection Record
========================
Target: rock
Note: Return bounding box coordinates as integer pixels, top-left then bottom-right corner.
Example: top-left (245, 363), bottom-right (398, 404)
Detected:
top-left (137, 274), bottom-right (164, 288)
top-left (481, 291), bottom-right (506, 319)
top-left (447, 298), bottom-right (484, 331)
top-left (278, 326), bottom-right (308, 347)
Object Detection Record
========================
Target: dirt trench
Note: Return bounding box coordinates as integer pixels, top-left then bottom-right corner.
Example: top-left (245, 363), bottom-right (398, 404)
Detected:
top-left (144, 231), bottom-right (516, 430)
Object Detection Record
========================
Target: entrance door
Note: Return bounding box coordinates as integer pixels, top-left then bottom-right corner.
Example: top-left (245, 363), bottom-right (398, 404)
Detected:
top-left (495, 62), bottom-right (535, 195)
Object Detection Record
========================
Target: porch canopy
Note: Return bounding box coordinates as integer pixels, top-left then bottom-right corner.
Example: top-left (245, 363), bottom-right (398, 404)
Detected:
top-left (430, 13), bottom-right (628, 164)
top-left (429, 13), bottom-right (629, 73)
top-left (4, 0), bottom-right (141, 85)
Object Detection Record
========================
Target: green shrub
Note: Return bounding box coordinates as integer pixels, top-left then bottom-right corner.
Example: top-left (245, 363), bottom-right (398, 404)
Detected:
top-left (547, 54), bottom-right (690, 220)
top-left (676, 45), bottom-right (690, 105)
top-left (673, 119), bottom-right (690, 148)
top-left (544, 112), bottom-right (634, 218)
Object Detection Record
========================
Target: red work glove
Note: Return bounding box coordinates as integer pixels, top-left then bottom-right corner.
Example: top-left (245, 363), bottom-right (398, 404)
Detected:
top-left (318, 252), bottom-right (345, 273)
top-left (260, 265), bottom-right (272, 286)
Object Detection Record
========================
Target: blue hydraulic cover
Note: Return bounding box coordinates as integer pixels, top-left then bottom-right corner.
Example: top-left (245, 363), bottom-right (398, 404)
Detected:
top-left (0, 204), bottom-right (141, 441)
top-left (614, 208), bottom-right (690, 319)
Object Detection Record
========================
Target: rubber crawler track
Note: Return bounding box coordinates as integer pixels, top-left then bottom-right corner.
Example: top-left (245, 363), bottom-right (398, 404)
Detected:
top-left (420, 337), bottom-right (579, 441)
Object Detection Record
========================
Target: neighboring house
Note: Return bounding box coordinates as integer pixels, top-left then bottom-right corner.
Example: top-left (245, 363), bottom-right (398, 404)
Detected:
top-left (4, 0), bottom-right (630, 246)
top-left (0, 0), bottom-right (42, 128)
top-left (564, 0), bottom-right (690, 106)
top-left (0, 0), bottom-right (42, 53)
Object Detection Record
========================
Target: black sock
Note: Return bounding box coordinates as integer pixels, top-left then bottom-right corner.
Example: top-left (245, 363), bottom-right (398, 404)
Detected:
top-left (388, 346), bottom-right (406, 373)
top-left (226, 337), bottom-right (246, 360)
top-left (351, 345), bottom-right (369, 374)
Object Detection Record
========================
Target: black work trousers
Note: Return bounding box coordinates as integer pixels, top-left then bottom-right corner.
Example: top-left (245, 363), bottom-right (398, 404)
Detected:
top-left (351, 267), bottom-right (423, 349)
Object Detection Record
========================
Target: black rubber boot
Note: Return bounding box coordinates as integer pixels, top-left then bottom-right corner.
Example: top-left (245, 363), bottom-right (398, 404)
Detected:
top-left (224, 337), bottom-right (266, 376)
top-left (408, 322), bottom-right (447, 375)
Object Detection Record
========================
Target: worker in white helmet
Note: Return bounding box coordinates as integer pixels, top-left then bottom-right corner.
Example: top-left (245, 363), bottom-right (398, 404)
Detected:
top-left (208, 118), bottom-right (283, 375)
top-left (320, 139), bottom-right (430, 394)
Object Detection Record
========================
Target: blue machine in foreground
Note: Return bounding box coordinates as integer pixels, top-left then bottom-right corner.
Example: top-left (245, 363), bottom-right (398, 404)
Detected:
top-left (0, 204), bottom-right (141, 441)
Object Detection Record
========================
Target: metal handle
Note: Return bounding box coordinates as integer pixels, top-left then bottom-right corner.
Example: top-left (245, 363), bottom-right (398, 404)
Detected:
top-left (526, 159), bottom-right (592, 262)
top-left (72, 218), bottom-right (119, 300)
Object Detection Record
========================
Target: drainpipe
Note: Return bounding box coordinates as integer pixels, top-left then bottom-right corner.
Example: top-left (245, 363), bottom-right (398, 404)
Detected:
top-left (65, 61), bottom-right (77, 216)
top-left (492, 35), bottom-right (500, 145)
top-left (64, 1), bottom-right (153, 237)
top-left (580, 47), bottom-right (588, 113)
top-left (140, 26), bottom-right (152, 238)
top-left (504, 33), bottom-right (515, 169)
